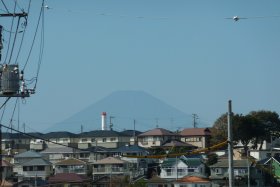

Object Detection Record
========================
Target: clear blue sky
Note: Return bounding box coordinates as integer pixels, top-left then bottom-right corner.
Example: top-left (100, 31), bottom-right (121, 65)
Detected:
top-left (1, 0), bottom-right (280, 132)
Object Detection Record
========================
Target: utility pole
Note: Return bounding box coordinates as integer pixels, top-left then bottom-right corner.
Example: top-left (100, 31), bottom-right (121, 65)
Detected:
top-left (109, 116), bottom-right (114, 130)
top-left (192, 114), bottom-right (198, 128)
top-left (133, 119), bottom-right (136, 144)
top-left (227, 100), bottom-right (234, 187)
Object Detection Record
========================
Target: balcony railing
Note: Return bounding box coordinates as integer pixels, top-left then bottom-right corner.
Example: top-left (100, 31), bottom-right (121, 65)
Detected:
top-left (93, 167), bottom-right (126, 173)
top-left (55, 168), bottom-right (86, 174)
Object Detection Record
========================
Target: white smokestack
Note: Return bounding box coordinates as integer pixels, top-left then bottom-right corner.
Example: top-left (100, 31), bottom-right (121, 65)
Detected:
top-left (101, 112), bottom-right (107, 130)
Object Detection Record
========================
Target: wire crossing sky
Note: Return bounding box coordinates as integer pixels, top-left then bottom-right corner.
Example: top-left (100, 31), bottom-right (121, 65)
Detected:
top-left (1, 0), bottom-right (280, 132)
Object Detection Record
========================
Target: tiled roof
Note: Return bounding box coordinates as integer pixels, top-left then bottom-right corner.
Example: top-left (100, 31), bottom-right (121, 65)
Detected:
top-left (210, 159), bottom-right (250, 168)
top-left (55, 158), bottom-right (86, 166)
top-left (180, 128), bottom-right (211, 136)
top-left (175, 176), bottom-right (210, 183)
top-left (48, 173), bottom-right (91, 183)
top-left (122, 130), bottom-right (142, 136)
top-left (43, 131), bottom-right (78, 139)
top-left (93, 157), bottom-right (126, 164)
top-left (21, 158), bottom-right (52, 166)
top-left (138, 128), bottom-right (177, 137)
top-left (85, 146), bottom-right (109, 152)
top-left (79, 130), bottom-right (130, 137)
top-left (161, 157), bottom-right (202, 168)
top-left (14, 150), bottom-right (42, 158)
top-left (162, 139), bottom-right (196, 148)
top-left (147, 176), bottom-right (171, 183)
top-left (114, 144), bottom-right (148, 153)
top-left (41, 147), bottom-right (88, 154)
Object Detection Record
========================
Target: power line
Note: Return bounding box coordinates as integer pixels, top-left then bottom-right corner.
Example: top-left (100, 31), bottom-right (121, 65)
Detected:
top-left (0, 0), bottom-right (10, 13)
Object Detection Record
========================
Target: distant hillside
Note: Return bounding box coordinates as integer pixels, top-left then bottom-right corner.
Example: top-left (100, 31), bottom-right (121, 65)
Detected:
top-left (46, 90), bottom-right (193, 133)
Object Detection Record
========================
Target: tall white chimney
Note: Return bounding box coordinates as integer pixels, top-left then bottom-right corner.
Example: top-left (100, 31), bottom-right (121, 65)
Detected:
top-left (101, 112), bottom-right (107, 130)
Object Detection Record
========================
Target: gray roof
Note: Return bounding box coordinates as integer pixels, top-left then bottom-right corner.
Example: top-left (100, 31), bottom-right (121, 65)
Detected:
top-left (14, 150), bottom-right (43, 158)
top-left (210, 159), bottom-right (251, 168)
top-left (43, 131), bottom-right (78, 139)
top-left (21, 158), bottom-right (52, 166)
top-left (161, 156), bottom-right (202, 168)
top-left (41, 147), bottom-right (89, 154)
top-left (121, 130), bottom-right (142, 136)
top-left (79, 130), bottom-right (130, 138)
top-left (114, 144), bottom-right (148, 153)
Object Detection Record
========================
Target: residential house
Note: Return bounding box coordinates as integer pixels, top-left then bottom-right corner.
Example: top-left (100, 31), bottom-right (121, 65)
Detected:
top-left (15, 158), bottom-right (52, 180)
top-left (85, 146), bottom-right (110, 163)
top-left (40, 146), bottom-right (90, 164)
top-left (92, 156), bottom-right (129, 180)
top-left (180, 128), bottom-right (211, 149)
top-left (43, 131), bottom-right (79, 148)
top-left (146, 175), bottom-right (173, 187)
top-left (161, 139), bottom-right (197, 152)
top-left (54, 158), bottom-right (88, 175)
top-left (209, 158), bottom-right (264, 187)
top-left (122, 130), bottom-right (142, 145)
top-left (160, 156), bottom-right (206, 179)
top-left (137, 128), bottom-right (178, 148)
top-left (258, 156), bottom-right (280, 185)
top-left (1, 160), bottom-right (13, 180)
top-left (78, 130), bottom-right (131, 149)
top-left (48, 173), bottom-right (92, 187)
top-left (92, 175), bottom-right (130, 187)
top-left (14, 178), bottom-right (48, 187)
top-left (113, 144), bottom-right (150, 178)
top-left (173, 175), bottom-right (211, 187)
top-left (13, 150), bottom-right (48, 174)
top-left (1, 132), bottom-right (33, 154)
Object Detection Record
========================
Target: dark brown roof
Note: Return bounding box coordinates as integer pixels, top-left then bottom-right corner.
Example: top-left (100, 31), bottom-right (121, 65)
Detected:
top-left (180, 128), bottom-right (211, 136)
top-left (162, 140), bottom-right (196, 148)
top-left (48, 173), bottom-right (91, 183)
top-left (138, 128), bottom-right (177, 137)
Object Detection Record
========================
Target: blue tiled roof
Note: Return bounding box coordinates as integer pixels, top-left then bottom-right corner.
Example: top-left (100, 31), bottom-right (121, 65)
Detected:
top-left (114, 144), bottom-right (148, 153)
top-left (21, 158), bottom-right (52, 166)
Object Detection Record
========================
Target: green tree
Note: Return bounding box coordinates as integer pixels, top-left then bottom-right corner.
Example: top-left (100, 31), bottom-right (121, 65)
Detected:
top-left (210, 114), bottom-right (228, 146)
top-left (249, 110), bottom-right (280, 150)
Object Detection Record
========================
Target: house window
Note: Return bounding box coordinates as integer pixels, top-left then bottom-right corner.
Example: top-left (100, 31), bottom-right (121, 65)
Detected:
top-left (62, 138), bottom-right (69, 142)
top-left (215, 168), bottom-right (222, 174)
top-left (81, 138), bottom-right (87, 142)
top-left (166, 168), bottom-right (172, 176)
top-left (23, 166), bottom-right (27, 171)
top-left (37, 166), bottom-right (45, 171)
top-left (110, 138), bottom-right (116, 142)
top-left (91, 138), bottom-right (96, 142)
top-left (102, 138), bottom-right (106, 142)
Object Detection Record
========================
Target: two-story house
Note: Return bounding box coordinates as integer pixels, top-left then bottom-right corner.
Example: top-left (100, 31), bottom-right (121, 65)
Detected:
top-left (78, 130), bottom-right (131, 149)
top-left (92, 156), bottom-right (129, 180)
top-left (43, 131), bottom-right (79, 149)
top-left (137, 128), bottom-right (178, 148)
top-left (13, 150), bottom-right (52, 181)
top-left (209, 158), bottom-right (264, 187)
top-left (160, 156), bottom-right (206, 179)
top-left (54, 157), bottom-right (88, 175)
top-left (180, 128), bottom-right (211, 149)
top-left (40, 146), bottom-right (90, 164)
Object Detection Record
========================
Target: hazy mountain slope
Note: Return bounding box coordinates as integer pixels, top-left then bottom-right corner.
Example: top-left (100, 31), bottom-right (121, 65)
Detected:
top-left (46, 90), bottom-right (193, 133)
